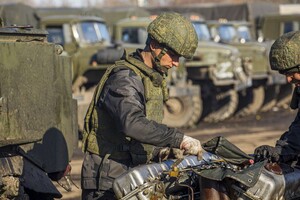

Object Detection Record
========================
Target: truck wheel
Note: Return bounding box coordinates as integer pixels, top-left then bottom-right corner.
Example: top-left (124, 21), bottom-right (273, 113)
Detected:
top-left (236, 85), bottom-right (265, 117)
top-left (260, 85), bottom-right (280, 112)
top-left (203, 89), bottom-right (238, 122)
top-left (163, 95), bottom-right (202, 129)
top-left (276, 83), bottom-right (293, 108)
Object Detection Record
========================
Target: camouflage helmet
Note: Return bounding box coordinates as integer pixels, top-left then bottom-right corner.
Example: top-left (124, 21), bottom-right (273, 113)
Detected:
top-left (269, 31), bottom-right (300, 74)
top-left (147, 12), bottom-right (198, 59)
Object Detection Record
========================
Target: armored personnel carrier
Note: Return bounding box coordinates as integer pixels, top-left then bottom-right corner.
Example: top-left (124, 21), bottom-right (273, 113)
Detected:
top-left (0, 25), bottom-right (77, 199)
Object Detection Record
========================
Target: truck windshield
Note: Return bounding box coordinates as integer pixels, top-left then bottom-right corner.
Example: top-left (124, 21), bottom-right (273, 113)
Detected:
top-left (46, 26), bottom-right (65, 46)
top-left (77, 21), bottom-right (111, 44)
top-left (237, 25), bottom-right (252, 42)
top-left (217, 25), bottom-right (237, 43)
top-left (121, 27), bottom-right (147, 44)
top-left (192, 22), bottom-right (211, 41)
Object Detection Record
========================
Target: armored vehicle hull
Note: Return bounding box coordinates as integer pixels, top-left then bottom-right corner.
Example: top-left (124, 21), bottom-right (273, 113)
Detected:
top-left (0, 27), bottom-right (77, 199)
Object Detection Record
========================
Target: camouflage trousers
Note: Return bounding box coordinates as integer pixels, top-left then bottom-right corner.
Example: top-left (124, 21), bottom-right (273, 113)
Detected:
top-left (81, 152), bottom-right (132, 200)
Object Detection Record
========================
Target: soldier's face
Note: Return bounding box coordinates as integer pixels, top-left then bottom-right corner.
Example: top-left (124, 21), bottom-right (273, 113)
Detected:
top-left (286, 72), bottom-right (300, 87)
top-left (150, 40), bottom-right (180, 69)
top-left (160, 49), bottom-right (180, 69)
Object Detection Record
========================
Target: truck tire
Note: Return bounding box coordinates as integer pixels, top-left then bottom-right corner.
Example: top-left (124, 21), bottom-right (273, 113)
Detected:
top-left (162, 95), bottom-right (202, 129)
top-left (260, 85), bottom-right (280, 112)
top-left (236, 85), bottom-right (265, 117)
top-left (203, 89), bottom-right (239, 122)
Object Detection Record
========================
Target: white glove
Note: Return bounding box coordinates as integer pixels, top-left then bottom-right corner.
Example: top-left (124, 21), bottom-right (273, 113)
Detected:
top-left (180, 135), bottom-right (203, 160)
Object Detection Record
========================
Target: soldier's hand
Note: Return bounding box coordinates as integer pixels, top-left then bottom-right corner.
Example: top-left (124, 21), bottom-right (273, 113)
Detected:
top-left (180, 135), bottom-right (203, 160)
top-left (158, 147), bottom-right (171, 162)
top-left (171, 148), bottom-right (184, 159)
top-left (254, 145), bottom-right (280, 162)
top-left (151, 147), bottom-right (171, 162)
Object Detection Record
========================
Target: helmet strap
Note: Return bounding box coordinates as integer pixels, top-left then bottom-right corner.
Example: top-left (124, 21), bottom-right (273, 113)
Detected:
top-left (151, 47), bottom-right (168, 76)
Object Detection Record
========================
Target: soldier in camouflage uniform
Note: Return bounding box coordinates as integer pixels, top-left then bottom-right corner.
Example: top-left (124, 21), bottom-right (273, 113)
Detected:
top-left (80, 12), bottom-right (203, 200)
top-left (254, 31), bottom-right (300, 163)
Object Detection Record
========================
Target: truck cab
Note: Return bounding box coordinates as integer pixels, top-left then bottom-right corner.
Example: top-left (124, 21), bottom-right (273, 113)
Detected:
top-left (208, 19), bottom-right (286, 115)
top-left (39, 15), bottom-right (116, 87)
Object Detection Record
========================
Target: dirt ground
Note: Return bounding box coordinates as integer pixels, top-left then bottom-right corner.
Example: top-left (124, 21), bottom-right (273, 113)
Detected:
top-left (55, 107), bottom-right (297, 200)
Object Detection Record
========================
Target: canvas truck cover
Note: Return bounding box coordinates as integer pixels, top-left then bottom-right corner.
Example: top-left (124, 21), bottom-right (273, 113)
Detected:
top-left (0, 2), bottom-right (39, 27)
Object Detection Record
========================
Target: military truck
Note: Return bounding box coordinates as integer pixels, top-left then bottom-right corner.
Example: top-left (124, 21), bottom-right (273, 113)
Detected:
top-left (0, 25), bottom-right (77, 199)
top-left (208, 19), bottom-right (286, 115)
top-left (187, 16), bottom-right (252, 122)
top-left (255, 14), bottom-right (300, 107)
top-left (113, 16), bottom-right (202, 128)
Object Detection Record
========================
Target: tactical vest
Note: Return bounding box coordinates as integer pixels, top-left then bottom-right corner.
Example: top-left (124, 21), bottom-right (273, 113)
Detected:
top-left (82, 54), bottom-right (169, 166)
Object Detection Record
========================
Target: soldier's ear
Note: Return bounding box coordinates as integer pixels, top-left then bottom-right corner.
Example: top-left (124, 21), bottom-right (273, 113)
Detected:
top-left (149, 39), bottom-right (160, 51)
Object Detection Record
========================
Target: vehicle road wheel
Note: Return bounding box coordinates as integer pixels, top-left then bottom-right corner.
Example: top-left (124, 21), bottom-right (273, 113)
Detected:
top-left (163, 95), bottom-right (202, 129)
top-left (236, 85), bottom-right (265, 117)
top-left (203, 89), bottom-right (239, 122)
